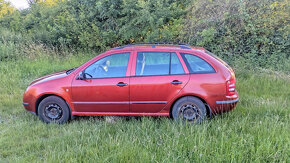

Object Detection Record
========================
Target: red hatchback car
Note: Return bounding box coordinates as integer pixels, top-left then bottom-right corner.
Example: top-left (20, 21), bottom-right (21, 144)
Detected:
top-left (23, 43), bottom-right (238, 123)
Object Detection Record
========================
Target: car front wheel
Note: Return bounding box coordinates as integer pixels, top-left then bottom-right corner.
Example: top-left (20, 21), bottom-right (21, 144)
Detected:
top-left (38, 96), bottom-right (70, 124)
top-left (172, 96), bottom-right (207, 123)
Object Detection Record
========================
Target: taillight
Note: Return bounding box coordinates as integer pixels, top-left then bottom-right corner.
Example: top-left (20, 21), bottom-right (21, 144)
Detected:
top-left (226, 75), bottom-right (236, 96)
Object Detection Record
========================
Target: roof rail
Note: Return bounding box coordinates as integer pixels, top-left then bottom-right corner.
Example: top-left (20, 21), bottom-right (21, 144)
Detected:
top-left (114, 42), bottom-right (192, 50)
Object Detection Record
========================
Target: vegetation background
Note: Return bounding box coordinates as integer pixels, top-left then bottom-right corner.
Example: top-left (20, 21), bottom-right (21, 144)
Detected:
top-left (1, 0), bottom-right (289, 71)
top-left (0, 0), bottom-right (289, 162)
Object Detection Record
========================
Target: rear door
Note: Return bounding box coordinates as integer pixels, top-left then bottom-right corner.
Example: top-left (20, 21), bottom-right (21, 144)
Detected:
top-left (129, 51), bottom-right (189, 113)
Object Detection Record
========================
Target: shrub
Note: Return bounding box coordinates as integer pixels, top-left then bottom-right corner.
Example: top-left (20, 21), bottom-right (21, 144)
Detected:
top-left (182, 0), bottom-right (289, 72)
top-left (0, 0), bottom-right (289, 72)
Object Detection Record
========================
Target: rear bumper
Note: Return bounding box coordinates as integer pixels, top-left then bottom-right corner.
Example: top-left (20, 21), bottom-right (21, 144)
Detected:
top-left (216, 98), bottom-right (239, 104)
top-left (211, 92), bottom-right (239, 114)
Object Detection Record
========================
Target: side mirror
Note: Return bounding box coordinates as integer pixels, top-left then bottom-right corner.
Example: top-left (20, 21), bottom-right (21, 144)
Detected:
top-left (76, 72), bottom-right (85, 80)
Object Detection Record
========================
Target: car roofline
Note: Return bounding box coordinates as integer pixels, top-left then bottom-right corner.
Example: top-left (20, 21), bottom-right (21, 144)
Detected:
top-left (107, 47), bottom-right (206, 54)
top-left (109, 43), bottom-right (206, 52)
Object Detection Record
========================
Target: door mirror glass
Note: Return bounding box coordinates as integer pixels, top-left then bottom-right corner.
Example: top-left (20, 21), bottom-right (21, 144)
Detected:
top-left (76, 72), bottom-right (85, 80)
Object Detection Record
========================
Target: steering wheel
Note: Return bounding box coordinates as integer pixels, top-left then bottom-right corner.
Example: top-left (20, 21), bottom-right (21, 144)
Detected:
top-left (84, 72), bottom-right (93, 79)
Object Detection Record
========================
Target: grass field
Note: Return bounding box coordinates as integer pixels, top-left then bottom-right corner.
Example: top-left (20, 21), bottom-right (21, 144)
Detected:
top-left (0, 52), bottom-right (289, 162)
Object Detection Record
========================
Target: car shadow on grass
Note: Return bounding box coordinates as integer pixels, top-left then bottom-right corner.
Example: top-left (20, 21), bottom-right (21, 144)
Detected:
top-left (72, 115), bottom-right (169, 123)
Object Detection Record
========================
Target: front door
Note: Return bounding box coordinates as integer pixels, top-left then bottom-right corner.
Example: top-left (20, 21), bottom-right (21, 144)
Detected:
top-left (130, 52), bottom-right (189, 113)
top-left (71, 52), bottom-right (131, 113)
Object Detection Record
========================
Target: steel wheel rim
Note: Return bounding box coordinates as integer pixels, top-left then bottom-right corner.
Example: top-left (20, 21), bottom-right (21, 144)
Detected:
top-left (44, 104), bottom-right (63, 120)
top-left (178, 102), bottom-right (200, 121)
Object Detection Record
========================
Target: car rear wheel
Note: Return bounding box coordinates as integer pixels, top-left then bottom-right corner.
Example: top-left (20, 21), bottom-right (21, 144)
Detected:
top-left (38, 96), bottom-right (70, 124)
top-left (172, 96), bottom-right (207, 123)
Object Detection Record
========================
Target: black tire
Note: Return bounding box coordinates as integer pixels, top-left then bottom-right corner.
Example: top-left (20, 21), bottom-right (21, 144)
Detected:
top-left (38, 96), bottom-right (70, 124)
top-left (172, 96), bottom-right (207, 123)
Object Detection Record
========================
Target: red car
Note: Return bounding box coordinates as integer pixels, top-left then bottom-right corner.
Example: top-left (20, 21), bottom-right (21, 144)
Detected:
top-left (23, 43), bottom-right (238, 123)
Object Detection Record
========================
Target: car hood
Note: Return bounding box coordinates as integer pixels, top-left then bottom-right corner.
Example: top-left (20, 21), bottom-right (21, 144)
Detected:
top-left (30, 70), bottom-right (68, 86)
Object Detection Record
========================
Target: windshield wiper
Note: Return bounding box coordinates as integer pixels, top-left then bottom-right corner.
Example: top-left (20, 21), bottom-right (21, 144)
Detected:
top-left (66, 67), bottom-right (78, 75)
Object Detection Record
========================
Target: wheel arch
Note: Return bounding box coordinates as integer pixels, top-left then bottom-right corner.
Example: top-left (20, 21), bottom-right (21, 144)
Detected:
top-left (169, 95), bottom-right (212, 118)
top-left (35, 94), bottom-right (73, 119)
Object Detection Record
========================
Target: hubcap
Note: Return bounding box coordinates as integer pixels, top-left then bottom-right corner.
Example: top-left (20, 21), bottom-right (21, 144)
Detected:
top-left (44, 104), bottom-right (63, 120)
top-left (179, 103), bottom-right (200, 121)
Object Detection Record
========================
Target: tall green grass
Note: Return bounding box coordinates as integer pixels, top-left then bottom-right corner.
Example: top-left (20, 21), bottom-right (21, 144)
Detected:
top-left (0, 51), bottom-right (289, 162)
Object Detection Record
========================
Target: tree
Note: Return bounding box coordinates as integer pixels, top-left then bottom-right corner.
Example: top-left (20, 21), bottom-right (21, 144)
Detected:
top-left (27, 0), bottom-right (63, 7)
top-left (0, 0), bottom-right (15, 18)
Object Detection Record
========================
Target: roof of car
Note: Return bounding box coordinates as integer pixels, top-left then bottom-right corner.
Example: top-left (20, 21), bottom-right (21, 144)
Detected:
top-left (111, 43), bottom-right (206, 52)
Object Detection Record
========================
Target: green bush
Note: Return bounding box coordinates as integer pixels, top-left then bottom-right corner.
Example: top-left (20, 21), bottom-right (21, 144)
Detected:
top-left (183, 0), bottom-right (289, 71)
top-left (0, 0), bottom-right (289, 72)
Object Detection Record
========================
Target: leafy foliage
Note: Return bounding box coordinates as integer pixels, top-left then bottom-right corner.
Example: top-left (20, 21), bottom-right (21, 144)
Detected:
top-left (0, 0), bottom-right (15, 18)
top-left (0, 0), bottom-right (188, 48)
top-left (0, 0), bottom-right (289, 72)
top-left (182, 0), bottom-right (289, 71)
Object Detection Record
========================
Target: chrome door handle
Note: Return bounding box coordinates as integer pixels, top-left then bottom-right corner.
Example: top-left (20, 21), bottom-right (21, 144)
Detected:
top-left (116, 82), bottom-right (128, 87)
top-left (171, 81), bottom-right (182, 85)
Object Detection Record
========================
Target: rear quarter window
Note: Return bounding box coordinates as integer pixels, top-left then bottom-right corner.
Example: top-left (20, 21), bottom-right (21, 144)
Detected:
top-left (180, 53), bottom-right (215, 74)
top-left (206, 50), bottom-right (233, 71)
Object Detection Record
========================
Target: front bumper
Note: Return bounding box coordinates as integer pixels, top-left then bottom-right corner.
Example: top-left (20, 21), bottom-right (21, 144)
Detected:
top-left (23, 102), bottom-right (36, 115)
top-left (23, 102), bottom-right (29, 106)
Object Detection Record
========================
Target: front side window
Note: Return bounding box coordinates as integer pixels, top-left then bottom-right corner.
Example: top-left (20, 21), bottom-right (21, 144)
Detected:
top-left (136, 52), bottom-right (185, 76)
top-left (84, 52), bottom-right (130, 78)
top-left (180, 53), bottom-right (215, 73)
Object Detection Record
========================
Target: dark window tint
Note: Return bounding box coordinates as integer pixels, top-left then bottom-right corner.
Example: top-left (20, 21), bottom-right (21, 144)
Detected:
top-left (181, 53), bottom-right (215, 73)
top-left (85, 53), bottom-right (130, 78)
top-left (171, 53), bottom-right (185, 74)
top-left (136, 52), bottom-right (170, 76)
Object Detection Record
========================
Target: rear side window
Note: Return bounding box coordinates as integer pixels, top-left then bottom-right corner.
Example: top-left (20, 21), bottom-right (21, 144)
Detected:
top-left (181, 53), bottom-right (215, 74)
top-left (136, 52), bottom-right (185, 76)
top-left (171, 53), bottom-right (185, 75)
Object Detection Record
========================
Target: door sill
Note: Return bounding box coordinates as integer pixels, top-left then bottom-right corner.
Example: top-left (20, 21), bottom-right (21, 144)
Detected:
top-left (72, 112), bottom-right (169, 117)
